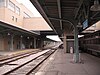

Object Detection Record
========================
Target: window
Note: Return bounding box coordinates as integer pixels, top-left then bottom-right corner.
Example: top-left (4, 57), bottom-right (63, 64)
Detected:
top-left (15, 18), bottom-right (17, 22)
top-left (8, 0), bottom-right (15, 11)
top-left (23, 12), bottom-right (30, 18)
top-left (8, 0), bottom-right (20, 15)
top-left (15, 6), bottom-right (20, 15)
top-left (12, 16), bottom-right (14, 21)
top-left (0, 0), bottom-right (6, 7)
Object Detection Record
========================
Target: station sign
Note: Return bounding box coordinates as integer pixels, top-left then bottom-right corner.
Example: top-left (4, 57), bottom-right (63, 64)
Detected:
top-left (83, 19), bottom-right (88, 29)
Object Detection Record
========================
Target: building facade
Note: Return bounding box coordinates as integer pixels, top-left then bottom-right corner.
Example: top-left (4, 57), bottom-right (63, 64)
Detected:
top-left (0, 0), bottom-right (34, 27)
top-left (0, 0), bottom-right (52, 30)
top-left (0, 0), bottom-right (52, 51)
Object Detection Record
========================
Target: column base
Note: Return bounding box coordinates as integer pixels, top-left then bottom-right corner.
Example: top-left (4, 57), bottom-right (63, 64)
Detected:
top-left (70, 53), bottom-right (84, 64)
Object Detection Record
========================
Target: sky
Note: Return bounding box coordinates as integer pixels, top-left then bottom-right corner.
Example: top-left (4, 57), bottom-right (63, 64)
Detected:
top-left (16, 0), bottom-right (61, 42)
top-left (16, 0), bottom-right (41, 17)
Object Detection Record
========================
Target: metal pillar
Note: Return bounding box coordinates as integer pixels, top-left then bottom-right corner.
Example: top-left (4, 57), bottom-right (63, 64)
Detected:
top-left (74, 26), bottom-right (79, 63)
top-left (34, 37), bottom-right (36, 48)
top-left (41, 40), bottom-right (44, 48)
top-left (63, 32), bottom-right (67, 53)
top-left (10, 35), bottom-right (14, 51)
top-left (20, 36), bottom-right (23, 49)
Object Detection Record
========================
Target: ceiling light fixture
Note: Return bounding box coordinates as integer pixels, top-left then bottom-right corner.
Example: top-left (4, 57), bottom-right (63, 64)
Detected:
top-left (21, 35), bottom-right (23, 38)
top-left (27, 37), bottom-right (29, 39)
top-left (90, 0), bottom-right (100, 11)
top-left (77, 22), bottom-right (82, 27)
top-left (7, 33), bottom-right (10, 35)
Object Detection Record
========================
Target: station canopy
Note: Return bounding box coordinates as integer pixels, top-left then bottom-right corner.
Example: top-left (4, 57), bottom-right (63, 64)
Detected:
top-left (30, 0), bottom-right (100, 36)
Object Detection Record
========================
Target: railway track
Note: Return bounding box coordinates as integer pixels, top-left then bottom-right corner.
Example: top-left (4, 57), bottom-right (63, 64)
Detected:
top-left (0, 49), bottom-right (41, 61)
top-left (0, 50), bottom-right (41, 66)
top-left (0, 49), bottom-right (56, 75)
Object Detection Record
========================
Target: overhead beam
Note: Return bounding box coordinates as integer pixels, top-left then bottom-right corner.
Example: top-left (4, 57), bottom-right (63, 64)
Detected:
top-left (40, 31), bottom-right (57, 35)
top-left (83, 4), bottom-right (87, 18)
top-left (0, 29), bottom-right (11, 33)
top-left (91, 12), bottom-right (100, 19)
top-left (49, 17), bottom-right (74, 26)
top-left (57, 0), bottom-right (62, 30)
top-left (91, 17), bottom-right (100, 20)
top-left (75, 0), bottom-right (84, 19)
top-left (49, 17), bottom-right (75, 33)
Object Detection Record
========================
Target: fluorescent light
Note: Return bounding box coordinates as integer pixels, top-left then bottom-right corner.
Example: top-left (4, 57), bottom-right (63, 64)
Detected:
top-left (46, 35), bottom-right (61, 41)
top-left (78, 35), bottom-right (84, 38)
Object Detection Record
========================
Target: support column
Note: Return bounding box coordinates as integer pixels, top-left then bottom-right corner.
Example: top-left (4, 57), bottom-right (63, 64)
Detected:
top-left (41, 40), bottom-right (44, 48)
top-left (74, 26), bottom-right (79, 63)
top-left (54, 42), bottom-right (56, 46)
top-left (34, 37), bottom-right (36, 49)
top-left (63, 32), bottom-right (67, 53)
top-left (10, 35), bottom-right (14, 51)
top-left (20, 36), bottom-right (23, 49)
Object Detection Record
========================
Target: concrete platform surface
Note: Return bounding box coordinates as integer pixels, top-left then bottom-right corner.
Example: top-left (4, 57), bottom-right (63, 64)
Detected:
top-left (0, 49), bottom-right (39, 56)
top-left (35, 49), bottom-right (100, 75)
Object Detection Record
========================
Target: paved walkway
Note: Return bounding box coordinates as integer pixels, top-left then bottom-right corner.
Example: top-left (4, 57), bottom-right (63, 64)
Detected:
top-left (35, 49), bottom-right (100, 75)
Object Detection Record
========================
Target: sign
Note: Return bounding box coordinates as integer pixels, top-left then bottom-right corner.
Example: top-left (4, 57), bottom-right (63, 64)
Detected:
top-left (83, 19), bottom-right (88, 29)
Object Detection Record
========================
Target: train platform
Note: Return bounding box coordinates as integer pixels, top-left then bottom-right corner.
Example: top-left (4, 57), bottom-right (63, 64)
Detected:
top-left (35, 49), bottom-right (100, 75)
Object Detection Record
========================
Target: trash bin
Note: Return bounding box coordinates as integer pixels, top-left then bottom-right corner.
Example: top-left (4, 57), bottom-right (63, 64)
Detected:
top-left (70, 47), bottom-right (73, 53)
